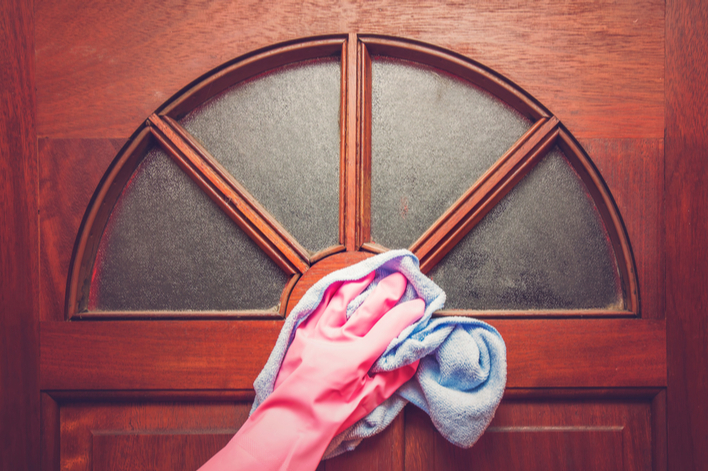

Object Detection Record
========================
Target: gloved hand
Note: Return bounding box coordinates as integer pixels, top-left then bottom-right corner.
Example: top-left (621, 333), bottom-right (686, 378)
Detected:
top-left (200, 271), bottom-right (424, 471)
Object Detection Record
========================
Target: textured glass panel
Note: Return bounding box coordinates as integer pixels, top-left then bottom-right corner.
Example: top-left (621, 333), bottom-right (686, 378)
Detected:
top-left (429, 148), bottom-right (623, 310)
top-left (180, 59), bottom-right (341, 254)
top-left (89, 148), bottom-right (288, 311)
top-left (371, 58), bottom-right (532, 249)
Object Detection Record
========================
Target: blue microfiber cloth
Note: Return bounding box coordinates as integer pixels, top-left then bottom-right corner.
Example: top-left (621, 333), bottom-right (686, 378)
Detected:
top-left (251, 249), bottom-right (507, 459)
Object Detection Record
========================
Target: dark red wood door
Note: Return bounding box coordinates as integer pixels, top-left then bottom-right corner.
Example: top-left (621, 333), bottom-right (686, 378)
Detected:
top-left (7, 0), bottom-right (707, 470)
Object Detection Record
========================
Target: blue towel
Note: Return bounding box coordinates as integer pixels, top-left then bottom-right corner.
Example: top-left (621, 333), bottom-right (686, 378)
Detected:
top-left (251, 249), bottom-right (507, 459)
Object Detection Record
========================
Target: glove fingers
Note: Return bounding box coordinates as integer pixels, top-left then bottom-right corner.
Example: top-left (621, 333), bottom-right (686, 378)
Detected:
top-left (336, 360), bottom-right (420, 435)
top-left (364, 298), bottom-right (425, 354)
top-left (321, 272), bottom-right (375, 330)
top-left (344, 272), bottom-right (408, 337)
top-left (275, 279), bottom-right (349, 389)
top-left (274, 282), bottom-right (345, 388)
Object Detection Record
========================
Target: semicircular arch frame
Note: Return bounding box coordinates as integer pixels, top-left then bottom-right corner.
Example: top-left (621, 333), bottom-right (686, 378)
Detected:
top-left (66, 33), bottom-right (638, 320)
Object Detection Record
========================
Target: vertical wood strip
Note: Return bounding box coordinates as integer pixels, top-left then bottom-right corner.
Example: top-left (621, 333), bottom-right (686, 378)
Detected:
top-left (40, 393), bottom-right (60, 471)
top-left (0, 0), bottom-right (39, 468)
top-left (356, 42), bottom-right (373, 248)
top-left (666, 0), bottom-right (708, 469)
top-left (338, 40), bottom-right (347, 246)
top-left (651, 389), bottom-right (667, 470)
top-left (343, 33), bottom-right (359, 250)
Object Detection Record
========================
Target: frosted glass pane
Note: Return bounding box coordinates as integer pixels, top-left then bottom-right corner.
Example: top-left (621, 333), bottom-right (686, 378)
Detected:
top-left (428, 148), bottom-right (623, 310)
top-left (89, 148), bottom-right (288, 311)
top-left (180, 59), bottom-right (341, 254)
top-left (371, 58), bottom-right (532, 249)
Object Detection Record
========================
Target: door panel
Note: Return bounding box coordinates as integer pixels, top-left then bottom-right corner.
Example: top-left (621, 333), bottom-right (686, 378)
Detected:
top-left (33, 2), bottom-right (669, 471)
top-left (8, 1), bottom-right (708, 471)
top-left (404, 397), bottom-right (654, 471)
top-left (58, 401), bottom-right (248, 470)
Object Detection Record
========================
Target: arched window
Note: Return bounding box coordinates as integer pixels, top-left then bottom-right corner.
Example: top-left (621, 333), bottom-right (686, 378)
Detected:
top-left (67, 34), bottom-right (637, 321)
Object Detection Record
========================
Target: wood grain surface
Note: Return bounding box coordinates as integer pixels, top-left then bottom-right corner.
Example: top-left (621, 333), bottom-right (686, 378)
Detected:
top-left (286, 251), bottom-right (374, 314)
top-left (665, 0), bottom-right (708, 469)
top-left (39, 138), bottom-right (126, 322)
top-left (580, 138), bottom-right (664, 320)
top-left (35, 0), bottom-right (663, 139)
top-left (0, 0), bottom-right (39, 468)
top-left (25, 0), bottom-right (701, 469)
top-left (404, 396), bottom-right (653, 470)
top-left (59, 401), bottom-right (250, 470)
top-left (40, 318), bottom-right (665, 391)
top-left (323, 414), bottom-right (405, 470)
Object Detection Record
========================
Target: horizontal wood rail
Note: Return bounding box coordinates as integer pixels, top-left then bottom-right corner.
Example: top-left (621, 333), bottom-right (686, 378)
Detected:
top-left (40, 318), bottom-right (666, 391)
top-left (148, 114), bottom-right (310, 275)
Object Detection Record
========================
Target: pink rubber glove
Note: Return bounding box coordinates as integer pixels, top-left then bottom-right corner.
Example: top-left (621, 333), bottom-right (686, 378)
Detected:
top-left (200, 272), bottom-right (424, 471)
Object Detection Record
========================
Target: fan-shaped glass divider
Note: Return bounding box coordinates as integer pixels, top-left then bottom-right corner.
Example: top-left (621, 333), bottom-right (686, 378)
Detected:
top-left (427, 147), bottom-right (623, 310)
top-left (180, 59), bottom-right (341, 254)
top-left (66, 34), bottom-right (638, 321)
top-left (370, 58), bottom-right (532, 250)
top-left (89, 147), bottom-right (289, 312)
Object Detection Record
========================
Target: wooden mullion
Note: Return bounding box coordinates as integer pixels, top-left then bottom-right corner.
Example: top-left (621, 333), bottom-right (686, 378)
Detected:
top-left (147, 114), bottom-right (309, 275)
top-left (356, 40), bottom-right (373, 248)
top-left (338, 39), bottom-right (347, 246)
top-left (412, 117), bottom-right (560, 273)
top-left (342, 33), bottom-right (359, 250)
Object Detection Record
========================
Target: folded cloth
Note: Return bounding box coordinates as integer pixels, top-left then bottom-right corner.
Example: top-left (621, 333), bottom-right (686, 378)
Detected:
top-left (251, 249), bottom-right (507, 459)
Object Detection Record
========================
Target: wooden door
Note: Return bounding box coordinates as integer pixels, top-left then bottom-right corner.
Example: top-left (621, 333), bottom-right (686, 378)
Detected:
top-left (2, 1), bottom-right (707, 470)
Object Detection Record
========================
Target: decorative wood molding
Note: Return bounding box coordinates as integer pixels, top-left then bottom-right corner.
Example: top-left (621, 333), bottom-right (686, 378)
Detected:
top-left (286, 251), bottom-right (374, 315)
top-left (70, 310), bottom-right (283, 321)
top-left (356, 40), bottom-right (373, 249)
top-left (310, 245), bottom-right (346, 264)
top-left (40, 392), bottom-right (59, 471)
top-left (64, 33), bottom-right (640, 322)
top-left (148, 114), bottom-right (310, 275)
top-left (338, 39), bottom-right (348, 247)
top-left (342, 33), bottom-right (372, 250)
top-left (43, 389), bottom-right (255, 402)
top-left (501, 388), bottom-right (664, 400)
top-left (360, 242), bottom-right (388, 254)
top-left (434, 309), bottom-right (635, 319)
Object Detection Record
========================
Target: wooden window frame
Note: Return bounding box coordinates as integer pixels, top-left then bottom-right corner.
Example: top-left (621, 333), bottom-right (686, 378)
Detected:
top-left (66, 33), bottom-right (638, 321)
